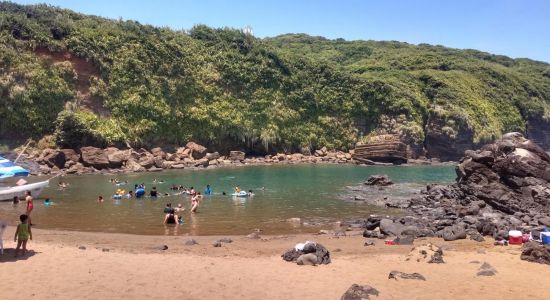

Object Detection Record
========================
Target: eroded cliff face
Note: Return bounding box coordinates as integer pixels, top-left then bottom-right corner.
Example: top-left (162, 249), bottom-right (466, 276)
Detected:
top-left (409, 115), bottom-right (550, 162)
top-left (423, 117), bottom-right (477, 161)
top-left (526, 118), bottom-right (550, 151)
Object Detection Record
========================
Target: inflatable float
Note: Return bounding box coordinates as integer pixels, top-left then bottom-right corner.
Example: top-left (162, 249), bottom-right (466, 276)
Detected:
top-left (135, 188), bottom-right (145, 198)
top-left (231, 191), bottom-right (249, 197)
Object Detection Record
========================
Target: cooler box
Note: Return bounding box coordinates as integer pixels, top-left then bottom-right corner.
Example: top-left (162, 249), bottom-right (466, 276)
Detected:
top-left (509, 230), bottom-right (523, 245)
top-left (541, 232), bottom-right (550, 245)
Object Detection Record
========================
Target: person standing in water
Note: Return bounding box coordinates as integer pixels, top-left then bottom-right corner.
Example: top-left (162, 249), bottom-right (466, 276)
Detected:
top-left (190, 192), bottom-right (203, 213)
top-left (204, 184), bottom-right (213, 195)
top-left (25, 191), bottom-right (33, 225)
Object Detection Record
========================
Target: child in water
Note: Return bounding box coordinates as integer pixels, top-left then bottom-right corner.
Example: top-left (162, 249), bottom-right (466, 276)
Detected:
top-left (14, 214), bottom-right (32, 257)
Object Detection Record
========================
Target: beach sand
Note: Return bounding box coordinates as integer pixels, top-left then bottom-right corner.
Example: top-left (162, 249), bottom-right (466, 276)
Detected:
top-left (1, 227), bottom-right (548, 299)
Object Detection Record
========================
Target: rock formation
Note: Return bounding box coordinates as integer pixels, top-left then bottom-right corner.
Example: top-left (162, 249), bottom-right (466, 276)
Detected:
top-left (353, 132), bottom-right (550, 242)
top-left (353, 134), bottom-right (407, 164)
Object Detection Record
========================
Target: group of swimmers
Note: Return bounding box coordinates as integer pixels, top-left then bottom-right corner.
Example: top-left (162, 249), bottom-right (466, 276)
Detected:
top-left (163, 191), bottom-right (204, 224)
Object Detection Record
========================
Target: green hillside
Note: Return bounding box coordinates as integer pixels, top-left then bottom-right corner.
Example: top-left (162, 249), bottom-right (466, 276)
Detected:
top-left (1, 2), bottom-right (549, 158)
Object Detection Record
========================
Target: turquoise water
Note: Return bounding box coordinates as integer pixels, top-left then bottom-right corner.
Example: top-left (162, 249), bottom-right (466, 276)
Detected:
top-left (0, 164), bottom-right (455, 235)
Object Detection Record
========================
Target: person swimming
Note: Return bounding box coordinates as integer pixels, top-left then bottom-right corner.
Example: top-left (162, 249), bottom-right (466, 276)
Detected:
top-left (248, 190), bottom-right (254, 196)
top-left (44, 198), bottom-right (51, 206)
top-left (204, 184), bottom-right (213, 195)
top-left (150, 187), bottom-right (158, 198)
top-left (235, 186), bottom-right (241, 193)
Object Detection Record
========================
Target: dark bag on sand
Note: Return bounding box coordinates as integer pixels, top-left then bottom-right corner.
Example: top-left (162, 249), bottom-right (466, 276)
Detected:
top-left (302, 243), bottom-right (317, 254)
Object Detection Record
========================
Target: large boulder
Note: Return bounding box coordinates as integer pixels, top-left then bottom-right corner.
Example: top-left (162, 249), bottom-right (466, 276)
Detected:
top-left (520, 241), bottom-right (550, 265)
top-left (205, 152), bottom-right (220, 161)
top-left (104, 147), bottom-right (128, 168)
top-left (186, 142), bottom-right (207, 159)
top-left (229, 151), bottom-right (245, 161)
top-left (456, 133), bottom-right (550, 216)
top-left (80, 147), bottom-right (110, 169)
top-left (138, 152), bottom-right (155, 169)
top-left (379, 219), bottom-right (403, 236)
top-left (150, 147), bottom-right (166, 159)
top-left (60, 149), bottom-right (80, 163)
top-left (41, 149), bottom-right (66, 169)
top-left (125, 159), bottom-right (145, 172)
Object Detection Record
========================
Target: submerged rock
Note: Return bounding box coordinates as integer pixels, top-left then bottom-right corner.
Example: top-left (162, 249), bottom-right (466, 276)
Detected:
top-left (364, 175), bottom-right (393, 186)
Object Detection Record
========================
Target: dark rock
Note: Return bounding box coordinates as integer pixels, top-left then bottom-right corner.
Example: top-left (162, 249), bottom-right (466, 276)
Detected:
top-left (78, 246), bottom-right (86, 250)
top-left (184, 239), bottom-right (198, 246)
top-left (364, 175), bottom-right (393, 186)
top-left (379, 219), bottom-right (403, 236)
top-left (217, 237), bottom-right (233, 243)
top-left (428, 249), bottom-right (445, 264)
top-left (388, 271), bottom-right (426, 281)
top-left (102, 248), bottom-right (110, 252)
top-left (476, 262), bottom-right (497, 276)
top-left (364, 240), bottom-right (376, 246)
top-left (468, 231), bottom-right (485, 242)
top-left (341, 284), bottom-right (379, 300)
top-left (41, 149), bottom-right (66, 168)
top-left (156, 245), bottom-right (168, 250)
top-left (520, 241), bottom-right (550, 265)
top-left (364, 217), bottom-right (381, 230)
top-left (441, 224), bottom-right (467, 241)
top-left (61, 149), bottom-right (80, 163)
top-left (393, 235), bottom-right (414, 245)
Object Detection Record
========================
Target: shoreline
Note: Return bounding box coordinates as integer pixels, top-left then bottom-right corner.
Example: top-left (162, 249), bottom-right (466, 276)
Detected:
top-left (5, 144), bottom-right (457, 177)
top-left (25, 156), bottom-right (458, 178)
top-left (1, 226), bottom-right (548, 299)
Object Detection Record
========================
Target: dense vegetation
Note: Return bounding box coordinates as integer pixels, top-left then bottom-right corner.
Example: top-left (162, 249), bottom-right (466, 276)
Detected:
top-left (1, 2), bottom-right (549, 156)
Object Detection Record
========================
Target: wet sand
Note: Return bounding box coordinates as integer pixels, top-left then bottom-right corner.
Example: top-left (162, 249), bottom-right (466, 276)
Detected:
top-left (0, 227), bottom-right (548, 299)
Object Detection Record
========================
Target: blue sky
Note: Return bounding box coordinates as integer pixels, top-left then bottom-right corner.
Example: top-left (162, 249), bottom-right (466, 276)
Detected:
top-left (12, 0), bottom-right (550, 62)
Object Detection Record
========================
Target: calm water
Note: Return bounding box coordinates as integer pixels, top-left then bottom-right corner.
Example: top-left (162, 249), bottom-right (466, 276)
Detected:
top-left (0, 164), bottom-right (455, 235)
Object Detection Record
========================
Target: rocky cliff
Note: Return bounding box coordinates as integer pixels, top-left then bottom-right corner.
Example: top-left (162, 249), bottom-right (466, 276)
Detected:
top-left (356, 132), bottom-right (550, 242)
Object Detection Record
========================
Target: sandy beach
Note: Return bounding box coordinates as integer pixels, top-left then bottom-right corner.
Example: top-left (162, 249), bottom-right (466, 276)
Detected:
top-left (1, 227), bottom-right (548, 300)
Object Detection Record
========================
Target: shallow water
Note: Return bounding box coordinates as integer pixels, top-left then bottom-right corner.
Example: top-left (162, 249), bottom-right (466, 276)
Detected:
top-left (0, 164), bottom-right (455, 235)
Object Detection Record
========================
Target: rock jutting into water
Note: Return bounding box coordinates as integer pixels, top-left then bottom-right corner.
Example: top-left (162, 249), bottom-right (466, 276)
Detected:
top-left (364, 175), bottom-right (394, 186)
top-left (352, 132), bottom-right (550, 246)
